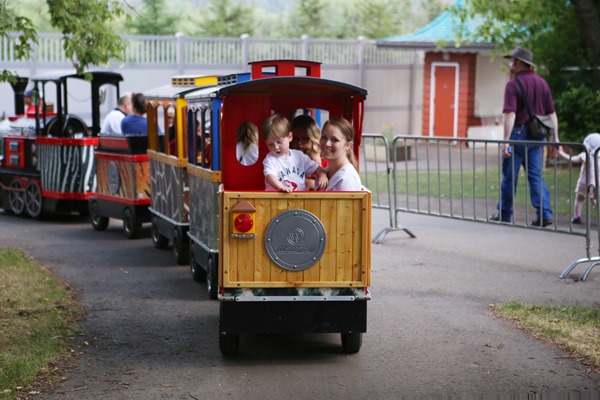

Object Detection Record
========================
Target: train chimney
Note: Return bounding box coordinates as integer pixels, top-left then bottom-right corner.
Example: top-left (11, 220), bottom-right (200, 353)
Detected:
top-left (11, 77), bottom-right (29, 115)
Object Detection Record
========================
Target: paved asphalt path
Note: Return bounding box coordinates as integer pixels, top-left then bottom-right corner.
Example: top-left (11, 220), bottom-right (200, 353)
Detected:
top-left (1, 208), bottom-right (599, 399)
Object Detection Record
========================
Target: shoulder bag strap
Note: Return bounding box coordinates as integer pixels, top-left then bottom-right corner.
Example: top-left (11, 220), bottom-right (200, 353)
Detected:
top-left (514, 76), bottom-right (534, 120)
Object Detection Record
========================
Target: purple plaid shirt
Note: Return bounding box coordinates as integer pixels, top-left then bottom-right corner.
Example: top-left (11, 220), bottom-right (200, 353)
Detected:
top-left (502, 70), bottom-right (555, 126)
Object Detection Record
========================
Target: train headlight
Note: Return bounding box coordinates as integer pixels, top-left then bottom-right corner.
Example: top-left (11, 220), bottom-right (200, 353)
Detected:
top-left (231, 200), bottom-right (256, 238)
top-left (234, 213), bottom-right (253, 233)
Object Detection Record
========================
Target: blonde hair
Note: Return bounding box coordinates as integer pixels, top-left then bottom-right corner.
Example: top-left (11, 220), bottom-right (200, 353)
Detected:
top-left (236, 122), bottom-right (258, 150)
top-left (261, 114), bottom-right (290, 140)
top-left (291, 114), bottom-right (321, 156)
top-left (323, 118), bottom-right (357, 169)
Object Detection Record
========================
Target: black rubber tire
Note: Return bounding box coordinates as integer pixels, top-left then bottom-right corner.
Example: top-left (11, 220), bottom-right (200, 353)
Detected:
top-left (207, 256), bottom-right (218, 300)
top-left (9, 179), bottom-right (25, 216)
top-left (341, 332), bottom-right (362, 354)
top-left (151, 217), bottom-right (169, 249)
top-left (25, 180), bottom-right (43, 218)
top-left (190, 248), bottom-right (206, 282)
top-left (219, 333), bottom-right (240, 356)
top-left (172, 227), bottom-right (190, 265)
top-left (89, 200), bottom-right (109, 231)
top-left (122, 208), bottom-right (142, 239)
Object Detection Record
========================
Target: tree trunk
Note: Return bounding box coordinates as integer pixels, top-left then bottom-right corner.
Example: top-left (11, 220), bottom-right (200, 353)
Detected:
top-left (571, 0), bottom-right (600, 88)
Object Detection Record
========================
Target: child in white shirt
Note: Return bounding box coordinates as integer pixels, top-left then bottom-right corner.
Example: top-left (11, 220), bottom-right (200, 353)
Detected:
top-left (261, 114), bottom-right (328, 192)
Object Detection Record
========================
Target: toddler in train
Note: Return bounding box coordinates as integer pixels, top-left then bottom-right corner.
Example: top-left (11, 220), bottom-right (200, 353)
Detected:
top-left (558, 132), bottom-right (600, 224)
top-left (261, 114), bottom-right (328, 192)
top-left (290, 114), bottom-right (328, 189)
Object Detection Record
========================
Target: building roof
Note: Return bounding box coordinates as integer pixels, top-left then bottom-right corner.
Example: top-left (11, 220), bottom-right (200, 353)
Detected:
top-left (377, 0), bottom-right (495, 51)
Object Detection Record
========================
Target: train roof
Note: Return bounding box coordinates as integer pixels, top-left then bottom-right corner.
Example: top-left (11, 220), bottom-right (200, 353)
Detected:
top-left (144, 83), bottom-right (216, 100)
top-left (30, 71), bottom-right (123, 86)
top-left (184, 76), bottom-right (367, 102)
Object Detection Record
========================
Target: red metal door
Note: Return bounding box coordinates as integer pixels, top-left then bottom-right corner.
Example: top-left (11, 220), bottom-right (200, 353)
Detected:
top-left (432, 64), bottom-right (457, 137)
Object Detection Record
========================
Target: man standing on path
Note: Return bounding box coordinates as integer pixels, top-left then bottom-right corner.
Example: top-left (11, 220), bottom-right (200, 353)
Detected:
top-left (100, 92), bottom-right (132, 135)
top-left (491, 47), bottom-right (559, 227)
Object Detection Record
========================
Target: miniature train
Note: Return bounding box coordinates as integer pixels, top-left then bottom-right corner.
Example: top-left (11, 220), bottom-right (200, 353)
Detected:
top-left (0, 60), bottom-right (372, 355)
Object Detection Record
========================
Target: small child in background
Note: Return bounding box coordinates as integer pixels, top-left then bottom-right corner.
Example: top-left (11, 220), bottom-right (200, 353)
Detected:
top-left (261, 114), bottom-right (328, 192)
top-left (291, 114), bottom-right (328, 190)
top-left (291, 115), bottom-right (327, 167)
top-left (236, 122), bottom-right (259, 166)
top-left (558, 132), bottom-right (600, 224)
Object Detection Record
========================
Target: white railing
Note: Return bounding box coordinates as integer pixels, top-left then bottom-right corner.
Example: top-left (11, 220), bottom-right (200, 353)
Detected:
top-left (1, 32), bottom-right (420, 68)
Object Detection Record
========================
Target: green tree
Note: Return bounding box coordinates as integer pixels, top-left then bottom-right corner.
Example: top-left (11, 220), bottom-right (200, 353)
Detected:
top-left (451, 0), bottom-right (600, 140)
top-left (355, 0), bottom-right (407, 39)
top-left (287, 0), bottom-right (327, 38)
top-left (1, 0), bottom-right (126, 81)
top-left (198, 0), bottom-right (255, 37)
top-left (0, 1), bottom-right (37, 82)
top-left (125, 0), bottom-right (178, 35)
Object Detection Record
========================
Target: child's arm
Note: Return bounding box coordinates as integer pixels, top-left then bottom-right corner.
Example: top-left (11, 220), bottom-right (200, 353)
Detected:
top-left (313, 167), bottom-right (328, 190)
top-left (266, 174), bottom-right (292, 193)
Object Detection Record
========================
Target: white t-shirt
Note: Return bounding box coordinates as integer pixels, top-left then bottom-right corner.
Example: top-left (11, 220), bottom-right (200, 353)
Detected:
top-left (263, 149), bottom-right (319, 191)
top-left (101, 108), bottom-right (126, 135)
top-left (326, 163), bottom-right (362, 191)
top-left (236, 142), bottom-right (259, 166)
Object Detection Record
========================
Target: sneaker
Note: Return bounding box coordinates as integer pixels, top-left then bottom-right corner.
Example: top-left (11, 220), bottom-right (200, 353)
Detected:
top-left (490, 213), bottom-right (511, 222)
top-left (572, 216), bottom-right (582, 224)
top-left (531, 219), bottom-right (553, 227)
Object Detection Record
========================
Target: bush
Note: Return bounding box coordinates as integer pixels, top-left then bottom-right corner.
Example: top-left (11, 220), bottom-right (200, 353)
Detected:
top-left (554, 84), bottom-right (600, 143)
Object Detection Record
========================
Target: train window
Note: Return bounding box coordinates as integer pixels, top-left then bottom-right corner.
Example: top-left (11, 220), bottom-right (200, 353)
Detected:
top-left (191, 107), bottom-right (211, 168)
top-left (235, 122), bottom-right (259, 166)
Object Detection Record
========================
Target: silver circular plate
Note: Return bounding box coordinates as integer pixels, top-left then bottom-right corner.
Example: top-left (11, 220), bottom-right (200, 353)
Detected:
top-left (264, 209), bottom-right (326, 271)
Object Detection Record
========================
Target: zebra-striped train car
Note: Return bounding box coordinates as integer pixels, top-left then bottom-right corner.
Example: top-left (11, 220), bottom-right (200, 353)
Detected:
top-left (0, 71), bottom-right (123, 217)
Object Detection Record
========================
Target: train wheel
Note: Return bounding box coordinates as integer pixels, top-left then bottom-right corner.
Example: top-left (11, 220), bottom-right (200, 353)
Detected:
top-left (190, 248), bottom-right (206, 282)
top-left (341, 332), bottom-right (362, 354)
top-left (122, 208), bottom-right (142, 239)
top-left (25, 180), bottom-right (43, 218)
top-left (207, 256), bottom-right (218, 300)
top-left (89, 200), bottom-right (109, 231)
top-left (172, 227), bottom-right (190, 265)
top-left (8, 179), bottom-right (25, 215)
top-left (219, 332), bottom-right (240, 356)
top-left (151, 217), bottom-right (169, 249)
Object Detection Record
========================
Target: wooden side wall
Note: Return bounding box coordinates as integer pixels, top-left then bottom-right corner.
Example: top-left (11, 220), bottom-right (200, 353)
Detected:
top-left (421, 52), bottom-right (478, 138)
top-left (220, 191), bottom-right (372, 288)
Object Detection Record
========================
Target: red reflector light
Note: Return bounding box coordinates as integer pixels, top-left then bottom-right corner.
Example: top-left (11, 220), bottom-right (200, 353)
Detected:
top-left (234, 213), bottom-right (253, 232)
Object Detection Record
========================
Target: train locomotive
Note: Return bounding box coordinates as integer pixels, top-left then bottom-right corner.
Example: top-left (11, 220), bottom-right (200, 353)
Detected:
top-left (0, 71), bottom-right (123, 217)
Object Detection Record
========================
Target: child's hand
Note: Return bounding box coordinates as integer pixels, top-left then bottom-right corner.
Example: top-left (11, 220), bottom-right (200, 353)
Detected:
top-left (314, 171), bottom-right (328, 191)
top-left (279, 184), bottom-right (293, 193)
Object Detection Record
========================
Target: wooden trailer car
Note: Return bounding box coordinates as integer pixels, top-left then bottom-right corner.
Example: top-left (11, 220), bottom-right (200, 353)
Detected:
top-left (181, 60), bottom-right (371, 355)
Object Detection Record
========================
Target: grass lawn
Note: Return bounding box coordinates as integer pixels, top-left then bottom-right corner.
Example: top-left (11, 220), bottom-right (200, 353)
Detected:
top-left (0, 247), bottom-right (84, 400)
top-left (362, 166), bottom-right (587, 216)
top-left (492, 301), bottom-right (600, 371)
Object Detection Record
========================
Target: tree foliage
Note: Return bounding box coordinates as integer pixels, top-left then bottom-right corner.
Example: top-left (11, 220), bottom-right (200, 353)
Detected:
top-left (451, 0), bottom-right (600, 141)
top-left (125, 0), bottom-right (177, 35)
top-left (1, 1), bottom-right (37, 82)
top-left (355, 0), bottom-right (407, 39)
top-left (287, 0), bottom-right (327, 38)
top-left (198, 0), bottom-right (255, 37)
top-left (46, 0), bottom-right (126, 74)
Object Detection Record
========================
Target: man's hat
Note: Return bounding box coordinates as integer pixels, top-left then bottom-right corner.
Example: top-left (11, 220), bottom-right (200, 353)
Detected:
top-left (24, 89), bottom-right (32, 97)
top-left (504, 47), bottom-right (536, 68)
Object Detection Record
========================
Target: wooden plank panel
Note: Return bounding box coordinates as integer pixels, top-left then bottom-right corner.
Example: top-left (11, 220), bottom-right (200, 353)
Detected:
top-left (336, 199), bottom-right (354, 282)
top-left (270, 198), bottom-right (289, 282)
top-left (254, 196), bottom-right (272, 282)
top-left (352, 198), bottom-right (362, 282)
top-left (319, 199), bottom-right (337, 282)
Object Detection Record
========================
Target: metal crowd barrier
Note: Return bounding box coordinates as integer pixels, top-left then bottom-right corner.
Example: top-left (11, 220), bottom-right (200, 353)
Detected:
top-left (359, 134), bottom-right (598, 281)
